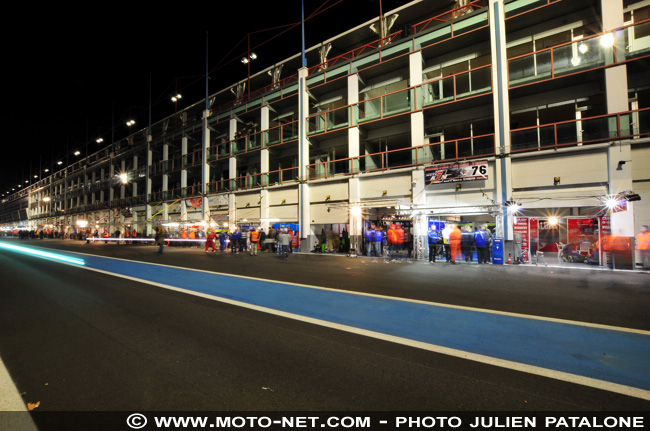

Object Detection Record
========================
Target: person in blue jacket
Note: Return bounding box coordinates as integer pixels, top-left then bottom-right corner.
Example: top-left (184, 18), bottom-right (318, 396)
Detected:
top-left (230, 228), bottom-right (240, 253)
top-left (474, 225), bottom-right (489, 264)
top-left (373, 225), bottom-right (385, 257)
top-left (364, 225), bottom-right (375, 256)
top-left (427, 225), bottom-right (440, 262)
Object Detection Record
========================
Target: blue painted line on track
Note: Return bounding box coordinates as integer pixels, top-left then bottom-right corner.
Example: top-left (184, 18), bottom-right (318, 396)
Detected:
top-left (33, 250), bottom-right (650, 392)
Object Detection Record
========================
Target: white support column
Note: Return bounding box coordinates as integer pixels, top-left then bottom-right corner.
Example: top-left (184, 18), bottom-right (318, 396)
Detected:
top-left (348, 73), bottom-right (363, 253)
top-left (409, 50), bottom-right (427, 163)
top-left (298, 66), bottom-right (311, 248)
top-left (228, 193), bottom-right (237, 229)
top-left (260, 189), bottom-right (269, 231)
top-left (261, 106), bottom-right (270, 185)
top-left (83, 171), bottom-right (88, 207)
top-left (180, 136), bottom-right (188, 222)
top-left (260, 106), bottom-right (270, 229)
top-left (349, 177), bottom-right (362, 253)
top-left (229, 118), bottom-right (238, 190)
top-left (91, 171), bottom-right (96, 205)
top-left (490, 0), bottom-right (513, 241)
top-left (412, 169), bottom-right (427, 260)
top-left (603, 0), bottom-right (634, 236)
top-left (162, 142), bottom-right (169, 222)
top-left (132, 155), bottom-right (138, 198)
top-left (108, 163), bottom-right (115, 203)
top-left (348, 74), bottom-right (360, 161)
top-left (120, 160), bottom-right (126, 199)
top-left (145, 142), bottom-right (152, 236)
top-left (202, 109), bottom-right (211, 221)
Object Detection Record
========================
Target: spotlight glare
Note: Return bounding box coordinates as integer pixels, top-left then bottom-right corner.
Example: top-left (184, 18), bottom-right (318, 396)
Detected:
top-left (600, 33), bottom-right (615, 47)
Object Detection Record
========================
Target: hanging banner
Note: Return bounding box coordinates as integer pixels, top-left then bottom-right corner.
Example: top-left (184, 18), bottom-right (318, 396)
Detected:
top-left (425, 160), bottom-right (488, 184)
top-left (185, 198), bottom-right (203, 209)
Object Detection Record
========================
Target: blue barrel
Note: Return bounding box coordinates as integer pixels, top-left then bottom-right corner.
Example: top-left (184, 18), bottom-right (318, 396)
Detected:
top-left (492, 237), bottom-right (504, 265)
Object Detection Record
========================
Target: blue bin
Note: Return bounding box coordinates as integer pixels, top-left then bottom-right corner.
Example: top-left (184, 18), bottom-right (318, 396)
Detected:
top-left (492, 237), bottom-right (504, 265)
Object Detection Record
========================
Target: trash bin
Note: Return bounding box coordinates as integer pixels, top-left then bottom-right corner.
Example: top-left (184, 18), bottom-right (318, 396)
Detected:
top-left (493, 237), bottom-right (504, 265)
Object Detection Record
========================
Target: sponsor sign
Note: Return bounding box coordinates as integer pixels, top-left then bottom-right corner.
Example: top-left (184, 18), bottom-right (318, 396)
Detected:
top-left (513, 217), bottom-right (529, 262)
top-left (425, 160), bottom-right (488, 184)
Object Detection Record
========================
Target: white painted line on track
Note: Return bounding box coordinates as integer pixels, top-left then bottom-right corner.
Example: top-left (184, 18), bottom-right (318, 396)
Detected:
top-left (0, 357), bottom-right (41, 431)
top-left (0, 355), bottom-right (28, 411)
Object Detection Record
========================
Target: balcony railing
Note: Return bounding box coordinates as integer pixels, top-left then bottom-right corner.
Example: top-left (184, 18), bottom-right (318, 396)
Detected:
top-left (508, 19), bottom-right (650, 88)
top-left (308, 133), bottom-right (496, 181)
top-left (511, 107), bottom-right (650, 152)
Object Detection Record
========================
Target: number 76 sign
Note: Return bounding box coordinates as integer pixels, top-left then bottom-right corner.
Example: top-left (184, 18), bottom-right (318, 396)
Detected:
top-left (424, 160), bottom-right (488, 184)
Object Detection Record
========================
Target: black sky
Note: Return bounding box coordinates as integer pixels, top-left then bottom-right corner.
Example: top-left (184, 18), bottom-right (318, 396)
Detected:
top-left (1, 0), bottom-right (412, 195)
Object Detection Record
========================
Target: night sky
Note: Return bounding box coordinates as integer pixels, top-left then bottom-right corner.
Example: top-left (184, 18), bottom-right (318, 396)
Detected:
top-left (1, 0), bottom-right (412, 196)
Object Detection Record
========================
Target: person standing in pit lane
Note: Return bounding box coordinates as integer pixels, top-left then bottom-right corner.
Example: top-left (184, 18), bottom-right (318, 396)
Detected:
top-left (474, 225), bottom-right (489, 264)
top-left (231, 228), bottom-right (240, 253)
top-left (449, 224), bottom-right (462, 264)
top-left (373, 224), bottom-right (385, 257)
top-left (428, 225), bottom-right (440, 263)
top-left (155, 227), bottom-right (166, 254)
top-left (205, 229), bottom-right (217, 253)
top-left (461, 226), bottom-right (475, 262)
top-left (637, 225), bottom-right (650, 270)
top-left (250, 228), bottom-right (259, 256)
top-left (279, 228), bottom-right (291, 259)
top-left (364, 224), bottom-right (375, 256)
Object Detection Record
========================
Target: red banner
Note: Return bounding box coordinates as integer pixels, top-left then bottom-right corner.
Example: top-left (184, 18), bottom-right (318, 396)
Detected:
top-left (514, 217), bottom-right (530, 262)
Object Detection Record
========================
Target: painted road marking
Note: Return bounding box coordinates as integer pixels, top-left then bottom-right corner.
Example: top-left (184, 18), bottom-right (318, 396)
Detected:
top-left (2, 244), bottom-right (650, 401)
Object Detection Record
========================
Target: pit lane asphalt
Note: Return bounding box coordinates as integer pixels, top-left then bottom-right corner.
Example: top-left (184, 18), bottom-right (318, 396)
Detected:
top-left (1, 238), bottom-right (649, 413)
top-left (18, 238), bottom-right (650, 331)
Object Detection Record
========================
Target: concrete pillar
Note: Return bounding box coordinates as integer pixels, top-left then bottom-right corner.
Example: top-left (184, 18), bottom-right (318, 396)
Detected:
top-left (261, 106), bottom-right (270, 185)
top-left (229, 118), bottom-right (238, 191)
top-left (409, 50), bottom-right (429, 164)
top-left (490, 0), bottom-right (513, 241)
top-left (162, 142), bottom-right (169, 222)
top-left (602, 0), bottom-right (633, 236)
top-left (348, 73), bottom-right (361, 175)
top-left (120, 160), bottom-right (126, 199)
top-left (145, 145), bottom-right (152, 236)
top-left (412, 169), bottom-right (427, 260)
top-left (348, 177), bottom-right (362, 253)
top-left (298, 66), bottom-right (311, 249)
top-left (132, 155), bottom-right (138, 198)
top-left (228, 193), bottom-right (237, 229)
top-left (202, 109), bottom-right (211, 221)
top-left (260, 189), bottom-right (269, 231)
top-left (180, 136), bottom-right (188, 222)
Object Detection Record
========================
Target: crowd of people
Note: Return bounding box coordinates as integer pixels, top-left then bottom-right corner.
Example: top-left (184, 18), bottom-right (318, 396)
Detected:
top-left (5, 221), bottom-right (649, 270)
top-left (154, 225), bottom-right (297, 259)
top-left (426, 224), bottom-right (493, 264)
top-left (362, 223), bottom-right (414, 258)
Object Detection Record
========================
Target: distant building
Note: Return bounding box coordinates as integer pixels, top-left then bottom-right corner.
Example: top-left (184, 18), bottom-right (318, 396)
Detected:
top-left (2, 0), bottom-right (649, 260)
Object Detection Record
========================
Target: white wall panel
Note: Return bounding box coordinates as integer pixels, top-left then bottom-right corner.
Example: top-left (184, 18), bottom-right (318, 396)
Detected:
top-left (309, 181), bottom-right (349, 202)
top-left (269, 204), bottom-right (298, 221)
top-left (631, 146), bottom-right (650, 182)
top-left (268, 188), bottom-right (298, 206)
top-left (310, 204), bottom-right (349, 224)
top-left (360, 173), bottom-right (411, 199)
top-left (512, 152), bottom-right (607, 189)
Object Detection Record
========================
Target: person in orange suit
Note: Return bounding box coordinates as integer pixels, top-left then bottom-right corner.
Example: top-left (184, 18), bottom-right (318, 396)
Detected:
top-left (449, 224), bottom-right (462, 264)
top-left (636, 225), bottom-right (650, 270)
